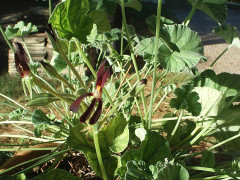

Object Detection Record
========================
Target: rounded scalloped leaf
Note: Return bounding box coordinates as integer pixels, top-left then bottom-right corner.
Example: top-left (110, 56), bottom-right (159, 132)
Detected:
top-left (157, 162), bottom-right (189, 180)
top-left (213, 24), bottom-right (240, 47)
top-left (159, 24), bottom-right (204, 72)
top-left (5, 21), bottom-right (38, 39)
top-left (49, 0), bottom-right (93, 43)
top-left (187, 0), bottom-right (227, 25)
top-left (135, 24), bottom-right (204, 72)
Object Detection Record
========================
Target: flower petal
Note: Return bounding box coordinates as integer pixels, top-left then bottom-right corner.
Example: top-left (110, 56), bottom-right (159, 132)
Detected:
top-left (96, 60), bottom-right (106, 86)
top-left (14, 42), bottom-right (30, 77)
top-left (89, 98), bottom-right (102, 125)
top-left (100, 67), bottom-right (112, 89)
top-left (80, 98), bottom-right (97, 123)
top-left (70, 93), bottom-right (92, 113)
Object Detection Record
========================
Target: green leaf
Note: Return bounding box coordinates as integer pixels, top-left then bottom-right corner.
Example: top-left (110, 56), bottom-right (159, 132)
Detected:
top-left (67, 118), bottom-right (126, 179)
top-left (146, 14), bottom-right (175, 35)
top-left (201, 151), bottom-right (215, 168)
top-left (88, 10), bottom-right (111, 32)
top-left (135, 37), bottom-right (162, 63)
top-left (49, 0), bottom-right (93, 43)
top-left (98, 28), bottom-right (122, 43)
top-left (86, 152), bottom-right (121, 179)
top-left (32, 109), bottom-right (60, 138)
top-left (159, 24), bottom-right (204, 72)
top-left (5, 21), bottom-right (38, 39)
top-left (192, 69), bottom-right (240, 98)
top-left (50, 51), bottom-right (67, 73)
top-left (141, 131), bottom-right (171, 165)
top-left (26, 93), bottom-right (74, 106)
top-left (170, 85), bottom-right (201, 116)
top-left (89, 0), bottom-right (117, 17)
top-left (67, 123), bottom-right (95, 153)
top-left (124, 0), bottom-right (142, 12)
top-left (125, 160), bottom-right (153, 180)
top-left (187, 0), bottom-right (227, 25)
top-left (212, 106), bottom-right (240, 151)
top-left (26, 93), bottom-right (59, 106)
top-left (213, 24), bottom-right (240, 47)
top-left (119, 131), bottom-right (171, 177)
top-left (193, 87), bottom-right (225, 117)
top-left (157, 162), bottom-right (189, 180)
top-left (32, 109), bottom-right (54, 126)
top-left (135, 128), bottom-right (147, 142)
top-left (135, 24), bottom-right (204, 72)
top-left (33, 169), bottom-right (83, 180)
top-left (99, 116), bottom-right (129, 153)
top-left (9, 109), bottom-right (26, 120)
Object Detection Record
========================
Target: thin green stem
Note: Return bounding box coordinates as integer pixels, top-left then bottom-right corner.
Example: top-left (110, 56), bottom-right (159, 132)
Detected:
top-left (183, 133), bottom-right (240, 162)
top-left (12, 123), bottom-right (33, 134)
top-left (169, 110), bottom-right (184, 142)
top-left (223, 90), bottom-right (240, 110)
top-left (0, 134), bottom-right (63, 142)
top-left (175, 125), bottom-right (201, 147)
top-left (33, 76), bottom-right (72, 104)
top-left (190, 175), bottom-right (234, 180)
top-left (0, 150), bottom-right (60, 175)
top-left (115, 60), bottom-right (143, 120)
top-left (21, 36), bottom-right (33, 63)
top-left (76, 42), bottom-right (96, 77)
top-left (152, 93), bottom-right (167, 113)
top-left (209, 46), bottom-right (229, 69)
top-left (148, 0), bottom-right (163, 129)
top-left (13, 149), bottom-right (72, 176)
top-left (120, 18), bottom-right (124, 56)
top-left (49, 0), bottom-right (52, 17)
top-left (92, 123), bottom-right (108, 180)
top-left (57, 42), bottom-right (85, 87)
top-left (120, 0), bottom-right (148, 126)
top-left (0, 93), bottom-right (29, 111)
top-left (0, 24), bottom-right (15, 52)
top-left (190, 120), bottom-right (214, 145)
top-left (183, 0), bottom-right (201, 26)
top-left (0, 147), bottom-right (57, 152)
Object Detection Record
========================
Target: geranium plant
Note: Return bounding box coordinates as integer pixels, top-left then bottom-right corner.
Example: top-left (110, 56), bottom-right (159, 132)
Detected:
top-left (0, 0), bottom-right (240, 179)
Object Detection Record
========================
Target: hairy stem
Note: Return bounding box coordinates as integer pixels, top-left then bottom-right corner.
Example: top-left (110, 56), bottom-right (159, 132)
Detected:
top-left (92, 123), bottom-right (108, 180)
top-left (209, 46), bottom-right (229, 68)
top-left (148, 0), bottom-right (163, 129)
top-left (120, 0), bottom-right (148, 126)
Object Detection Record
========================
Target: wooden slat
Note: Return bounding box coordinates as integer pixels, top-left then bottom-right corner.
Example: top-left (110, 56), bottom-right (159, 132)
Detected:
top-left (8, 33), bottom-right (53, 74)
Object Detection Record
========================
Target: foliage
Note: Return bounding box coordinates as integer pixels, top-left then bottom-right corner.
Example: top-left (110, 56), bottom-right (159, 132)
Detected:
top-left (0, 0), bottom-right (240, 179)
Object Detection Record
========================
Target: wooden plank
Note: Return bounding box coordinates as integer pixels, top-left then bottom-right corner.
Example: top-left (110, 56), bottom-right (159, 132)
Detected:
top-left (13, 37), bottom-right (46, 44)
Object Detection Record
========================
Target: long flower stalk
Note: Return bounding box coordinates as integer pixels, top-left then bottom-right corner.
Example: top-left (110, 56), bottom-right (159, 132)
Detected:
top-left (92, 123), bottom-right (108, 180)
top-left (120, 0), bottom-right (148, 127)
top-left (57, 42), bottom-right (85, 87)
top-left (148, 0), bottom-right (162, 129)
top-left (75, 42), bottom-right (117, 115)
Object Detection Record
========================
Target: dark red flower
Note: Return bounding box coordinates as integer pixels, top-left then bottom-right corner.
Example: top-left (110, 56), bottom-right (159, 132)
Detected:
top-left (70, 60), bottom-right (112, 125)
top-left (14, 42), bottom-right (30, 77)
